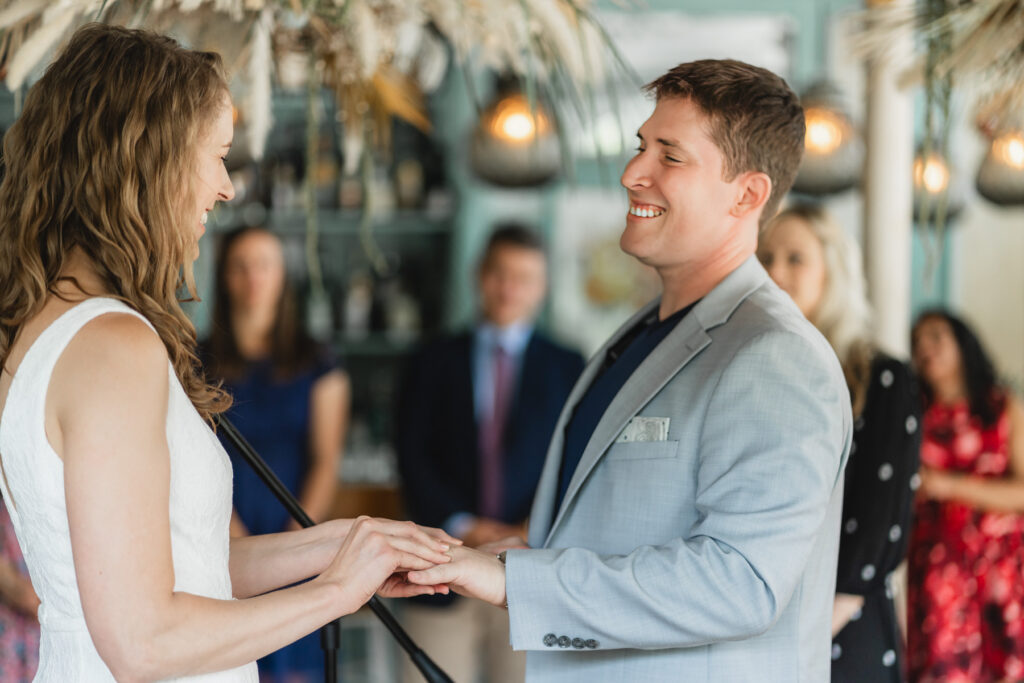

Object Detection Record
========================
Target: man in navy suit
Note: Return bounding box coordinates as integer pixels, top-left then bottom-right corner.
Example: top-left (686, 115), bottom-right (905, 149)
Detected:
top-left (396, 225), bottom-right (584, 683)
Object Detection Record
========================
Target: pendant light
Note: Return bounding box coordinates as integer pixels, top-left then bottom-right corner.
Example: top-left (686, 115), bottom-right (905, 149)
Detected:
top-left (470, 76), bottom-right (560, 187)
top-left (913, 144), bottom-right (963, 221)
top-left (976, 130), bottom-right (1024, 206)
top-left (791, 80), bottom-right (864, 195)
top-left (790, 0), bottom-right (863, 196)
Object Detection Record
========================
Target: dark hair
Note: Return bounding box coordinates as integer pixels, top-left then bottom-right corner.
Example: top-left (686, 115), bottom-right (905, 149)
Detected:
top-left (205, 226), bottom-right (318, 381)
top-left (646, 59), bottom-right (805, 227)
top-left (912, 309), bottom-right (1005, 427)
top-left (480, 224), bottom-right (545, 266)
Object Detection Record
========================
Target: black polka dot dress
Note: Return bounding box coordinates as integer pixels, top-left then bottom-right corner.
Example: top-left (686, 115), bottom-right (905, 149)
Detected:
top-left (832, 355), bottom-right (922, 683)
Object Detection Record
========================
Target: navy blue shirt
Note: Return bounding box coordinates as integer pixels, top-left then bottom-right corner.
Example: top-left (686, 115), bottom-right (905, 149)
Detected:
top-left (556, 303), bottom-right (694, 510)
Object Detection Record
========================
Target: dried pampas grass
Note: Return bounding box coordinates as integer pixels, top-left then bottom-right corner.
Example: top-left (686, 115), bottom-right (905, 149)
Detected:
top-left (856, 0), bottom-right (1024, 129)
top-left (6, 3), bottom-right (80, 90)
top-left (0, 0), bottom-right (624, 161)
top-left (247, 6), bottom-right (273, 160)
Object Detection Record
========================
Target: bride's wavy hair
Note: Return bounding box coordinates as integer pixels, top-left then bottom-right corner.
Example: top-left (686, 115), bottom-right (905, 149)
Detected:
top-left (0, 23), bottom-right (232, 420)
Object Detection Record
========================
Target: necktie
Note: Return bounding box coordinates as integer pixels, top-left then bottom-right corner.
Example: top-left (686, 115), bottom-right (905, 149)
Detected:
top-left (479, 346), bottom-right (514, 518)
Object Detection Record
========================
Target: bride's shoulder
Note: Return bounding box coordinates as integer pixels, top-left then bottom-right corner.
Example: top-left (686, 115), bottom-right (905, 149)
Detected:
top-left (55, 309), bottom-right (168, 401)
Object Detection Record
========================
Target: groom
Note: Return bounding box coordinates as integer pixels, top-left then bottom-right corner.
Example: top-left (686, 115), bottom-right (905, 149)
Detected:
top-left (409, 59), bottom-right (852, 682)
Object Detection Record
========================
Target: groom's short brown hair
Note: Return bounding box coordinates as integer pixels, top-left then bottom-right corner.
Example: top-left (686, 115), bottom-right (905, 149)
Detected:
top-left (646, 60), bottom-right (805, 226)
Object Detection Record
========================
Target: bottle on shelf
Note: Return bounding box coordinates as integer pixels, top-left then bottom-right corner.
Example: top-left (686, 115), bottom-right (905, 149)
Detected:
top-left (313, 132), bottom-right (340, 209)
top-left (342, 270), bottom-right (374, 340)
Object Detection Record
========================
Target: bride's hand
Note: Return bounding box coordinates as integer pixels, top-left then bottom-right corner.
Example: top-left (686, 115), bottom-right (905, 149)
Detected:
top-left (331, 517), bottom-right (461, 548)
top-left (314, 517), bottom-right (456, 613)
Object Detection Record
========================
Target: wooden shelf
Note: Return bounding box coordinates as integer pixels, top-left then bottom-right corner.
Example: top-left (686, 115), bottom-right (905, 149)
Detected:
top-left (208, 206), bottom-right (453, 236)
top-left (329, 483), bottom-right (404, 521)
top-left (336, 334), bottom-right (419, 356)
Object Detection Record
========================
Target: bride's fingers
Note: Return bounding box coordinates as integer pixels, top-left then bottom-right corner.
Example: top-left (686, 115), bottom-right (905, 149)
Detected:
top-left (377, 571), bottom-right (450, 597)
top-left (418, 525), bottom-right (463, 546)
top-left (389, 547), bottom-right (451, 572)
top-left (350, 519), bottom-right (452, 562)
top-left (371, 519), bottom-right (454, 553)
top-left (380, 581), bottom-right (445, 599)
top-left (382, 536), bottom-right (452, 566)
top-left (406, 563), bottom-right (458, 586)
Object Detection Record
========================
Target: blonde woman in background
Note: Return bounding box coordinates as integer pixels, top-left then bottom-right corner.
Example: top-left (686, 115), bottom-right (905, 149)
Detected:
top-left (0, 24), bottom-right (454, 682)
top-left (758, 204), bottom-right (921, 683)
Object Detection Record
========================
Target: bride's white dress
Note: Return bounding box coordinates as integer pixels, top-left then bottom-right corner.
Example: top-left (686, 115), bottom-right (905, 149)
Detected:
top-left (0, 297), bottom-right (258, 681)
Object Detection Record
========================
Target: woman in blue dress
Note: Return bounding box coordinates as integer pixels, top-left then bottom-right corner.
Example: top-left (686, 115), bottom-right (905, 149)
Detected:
top-left (203, 226), bottom-right (350, 682)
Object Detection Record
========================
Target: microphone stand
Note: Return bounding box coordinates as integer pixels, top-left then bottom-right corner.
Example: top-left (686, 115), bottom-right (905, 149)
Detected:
top-left (215, 415), bottom-right (454, 683)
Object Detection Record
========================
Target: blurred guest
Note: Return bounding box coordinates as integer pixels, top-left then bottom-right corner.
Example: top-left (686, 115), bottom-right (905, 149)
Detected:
top-left (907, 310), bottom-right (1024, 682)
top-left (0, 501), bottom-right (38, 682)
top-left (203, 226), bottom-right (350, 683)
top-left (396, 225), bottom-right (584, 683)
top-left (759, 204), bottom-right (921, 683)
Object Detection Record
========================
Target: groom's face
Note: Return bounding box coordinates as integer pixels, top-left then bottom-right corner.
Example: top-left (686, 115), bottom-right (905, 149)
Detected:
top-left (618, 97), bottom-right (743, 272)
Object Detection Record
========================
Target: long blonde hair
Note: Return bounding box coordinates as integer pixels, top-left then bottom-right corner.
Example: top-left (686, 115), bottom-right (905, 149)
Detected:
top-left (765, 204), bottom-right (875, 415)
top-left (0, 23), bottom-right (231, 421)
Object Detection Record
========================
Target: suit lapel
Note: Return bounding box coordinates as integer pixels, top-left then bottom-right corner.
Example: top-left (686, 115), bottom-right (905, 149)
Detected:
top-left (540, 255), bottom-right (769, 547)
top-left (527, 302), bottom-right (658, 547)
top-left (542, 317), bottom-right (711, 545)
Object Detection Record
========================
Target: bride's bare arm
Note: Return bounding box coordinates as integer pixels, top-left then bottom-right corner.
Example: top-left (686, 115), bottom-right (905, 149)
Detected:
top-left (54, 314), bottom-right (451, 681)
top-left (228, 518), bottom-right (457, 599)
top-left (228, 521), bottom-right (352, 598)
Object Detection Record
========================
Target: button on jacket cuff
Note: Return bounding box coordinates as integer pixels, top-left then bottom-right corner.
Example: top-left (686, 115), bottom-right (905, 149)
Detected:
top-left (506, 547), bottom-right (609, 651)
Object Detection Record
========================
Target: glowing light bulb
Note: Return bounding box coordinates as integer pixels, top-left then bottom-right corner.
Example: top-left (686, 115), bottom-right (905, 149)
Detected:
top-left (804, 107), bottom-right (844, 155)
top-left (500, 112), bottom-right (535, 141)
top-left (486, 94), bottom-right (548, 144)
top-left (914, 154), bottom-right (950, 195)
top-left (993, 132), bottom-right (1024, 170)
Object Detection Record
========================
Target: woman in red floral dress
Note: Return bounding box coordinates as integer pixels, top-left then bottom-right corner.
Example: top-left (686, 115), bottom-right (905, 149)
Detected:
top-left (908, 310), bottom-right (1024, 682)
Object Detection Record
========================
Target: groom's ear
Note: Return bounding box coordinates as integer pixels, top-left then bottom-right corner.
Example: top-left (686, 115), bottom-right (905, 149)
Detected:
top-left (730, 171), bottom-right (771, 222)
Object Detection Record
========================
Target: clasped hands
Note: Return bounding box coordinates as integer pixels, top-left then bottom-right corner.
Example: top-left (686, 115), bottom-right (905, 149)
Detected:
top-left (404, 534), bottom-right (527, 608)
top-left (316, 516), bottom-right (526, 612)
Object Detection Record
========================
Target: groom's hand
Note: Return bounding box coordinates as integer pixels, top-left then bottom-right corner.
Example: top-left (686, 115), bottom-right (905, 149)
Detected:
top-left (377, 572), bottom-right (450, 599)
top-left (477, 536), bottom-right (529, 555)
top-left (406, 545), bottom-right (507, 608)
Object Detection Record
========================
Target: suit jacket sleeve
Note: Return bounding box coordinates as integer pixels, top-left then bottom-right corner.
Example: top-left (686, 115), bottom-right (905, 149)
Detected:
top-left (506, 329), bottom-right (850, 650)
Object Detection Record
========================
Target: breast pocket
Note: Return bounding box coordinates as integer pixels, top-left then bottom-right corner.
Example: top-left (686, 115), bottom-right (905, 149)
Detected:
top-left (604, 440), bottom-right (680, 461)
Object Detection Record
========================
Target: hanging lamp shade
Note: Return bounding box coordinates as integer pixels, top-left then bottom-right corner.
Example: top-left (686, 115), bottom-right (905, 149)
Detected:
top-left (470, 80), bottom-right (560, 187)
top-left (975, 130), bottom-right (1024, 206)
top-left (913, 146), bottom-right (963, 221)
top-left (791, 81), bottom-right (863, 196)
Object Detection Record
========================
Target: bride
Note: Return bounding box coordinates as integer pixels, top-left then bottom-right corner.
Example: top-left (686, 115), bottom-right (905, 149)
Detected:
top-left (0, 23), bottom-right (453, 681)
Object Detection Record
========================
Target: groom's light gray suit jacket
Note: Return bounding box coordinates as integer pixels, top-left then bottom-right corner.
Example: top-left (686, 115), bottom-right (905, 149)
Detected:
top-left (505, 256), bottom-right (852, 682)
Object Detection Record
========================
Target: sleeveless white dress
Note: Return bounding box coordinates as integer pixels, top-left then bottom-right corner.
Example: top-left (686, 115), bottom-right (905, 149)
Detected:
top-left (0, 298), bottom-right (258, 681)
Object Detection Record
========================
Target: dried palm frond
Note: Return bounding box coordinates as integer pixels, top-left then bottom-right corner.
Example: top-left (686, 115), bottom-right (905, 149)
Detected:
top-left (855, 0), bottom-right (1024, 130)
top-left (6, 3), bottom-right (81, 89)
top-left (0, 0), bottom-right (625, 161)
top-left (247, 6), bottom-right (273, 159)
top-left (0, 0), bottom-right (52, 31)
